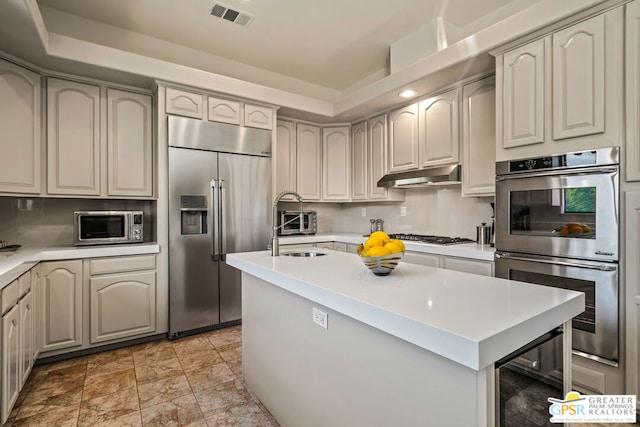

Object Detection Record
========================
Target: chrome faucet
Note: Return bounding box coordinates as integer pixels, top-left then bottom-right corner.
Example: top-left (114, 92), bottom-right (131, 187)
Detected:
top-left (271, 190), bottom-right (303, 256)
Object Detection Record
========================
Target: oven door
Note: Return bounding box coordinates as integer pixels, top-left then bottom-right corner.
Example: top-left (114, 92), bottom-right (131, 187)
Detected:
top-left (495, 167), bottom-right (618, 261)
top-left (495, 252), bottom-right (618, 363)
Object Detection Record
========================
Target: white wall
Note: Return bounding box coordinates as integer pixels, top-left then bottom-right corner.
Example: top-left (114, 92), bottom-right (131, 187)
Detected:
top-left (282, 188), bottom-right (494, 239)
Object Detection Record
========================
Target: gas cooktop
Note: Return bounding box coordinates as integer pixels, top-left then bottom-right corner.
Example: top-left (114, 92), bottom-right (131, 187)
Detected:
top-left (388, 233), bottom-right (475, 245)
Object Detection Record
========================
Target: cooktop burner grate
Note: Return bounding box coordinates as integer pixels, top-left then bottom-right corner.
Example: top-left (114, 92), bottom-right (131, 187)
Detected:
top-left (388, 233), bottom-right (475, 245)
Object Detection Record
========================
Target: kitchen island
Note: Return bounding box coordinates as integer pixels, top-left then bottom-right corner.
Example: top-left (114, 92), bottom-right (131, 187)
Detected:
top-left (227, 249), bottom-right (584, 427)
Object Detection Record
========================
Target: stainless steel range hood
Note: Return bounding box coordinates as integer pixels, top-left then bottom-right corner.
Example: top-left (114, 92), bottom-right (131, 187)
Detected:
top-left (377, 164), bottom-right (461, 188)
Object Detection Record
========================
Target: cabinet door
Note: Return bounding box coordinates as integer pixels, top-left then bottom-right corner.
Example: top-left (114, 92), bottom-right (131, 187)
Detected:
top-left (388, 104), bottom-right (418, 172)
top-left (403, 251), bottom-right (440, 268)
top-left (296, 123), bottom-right (322, 200)
top-left (624, 191), bottom-right (640, 408)
top-left (107, 89), bottom-right (153, 197)
top-left (351, 121), bottom-right (368, 200)
top-left (1, 304), bottom-right (20, 425)
top-left (31, 264), bottom-right (41, 360)
top-left (552, 14), bottom-right (605, 140)
top-left (627, 0), bottom-right (640, 181)
top-left (39, 260), bottom-right (83, 352)
top-left (462, 77), bottom-right (496, 197)
top-left (0, 58), bottom-right (41, 194)
top-left (502, 39), bottom-right (546, 148)
top-left (368, 114), bottom-right (388, 200)
top-left (90, 271), bottom-right (156, 343)
top-left (275, 120), bottom-right (297, 197)
top-left (315, 242), bottom-right (334, 250)
top-left (165, 87), bottom-right (203, 119)
top-left (47, 78), bottom-right (101, 196)
top-left (322, 126), bottom-right (350, 201)
top-left (19, 291), bottom-right (33, 386)
top-left (419, 88), bottom-right (459, 166)
top-left (245, 104), bottom-right (273, 130)
top-left (208, 96), bottom-right (240, 125)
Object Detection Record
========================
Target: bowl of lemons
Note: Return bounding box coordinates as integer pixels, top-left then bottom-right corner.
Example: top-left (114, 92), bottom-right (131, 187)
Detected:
top-left (358, 231), bottom-right (406, 276)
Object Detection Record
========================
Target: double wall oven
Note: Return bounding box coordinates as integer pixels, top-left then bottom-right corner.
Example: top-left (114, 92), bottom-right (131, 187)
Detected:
top-left (495, 147), bottom-right (619, 365)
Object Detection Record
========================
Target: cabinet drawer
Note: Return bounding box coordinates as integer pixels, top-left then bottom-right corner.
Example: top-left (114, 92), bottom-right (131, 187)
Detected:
top-left (90, 255), bottom-right (156, 276)
top-left (18, 270), bottom-right (31, 298)
top-left (1, 279), bottom-right (19, 314)
top-left (441, 257), bottom-right (493, 277)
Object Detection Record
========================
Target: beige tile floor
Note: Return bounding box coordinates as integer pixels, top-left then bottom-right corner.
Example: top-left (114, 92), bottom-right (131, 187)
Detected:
top-left (4, 325), bottom-right (279, 426)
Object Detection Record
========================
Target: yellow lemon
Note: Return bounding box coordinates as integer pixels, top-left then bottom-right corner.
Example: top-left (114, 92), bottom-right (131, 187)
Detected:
top-left (357, 243), bottom-right (364, 255)
top-left (390, 239), bottom-right (405, 252)
top-left (384, 240), bottom-right (405, 254)
top-left (365, 245), bottom-right (392, 257)
top-left (369, 231), bottom-right (390, 244)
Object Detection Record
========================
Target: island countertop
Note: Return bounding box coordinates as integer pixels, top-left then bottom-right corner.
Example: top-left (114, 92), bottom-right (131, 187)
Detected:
top-left (227, 249), bottom-right (584, 370)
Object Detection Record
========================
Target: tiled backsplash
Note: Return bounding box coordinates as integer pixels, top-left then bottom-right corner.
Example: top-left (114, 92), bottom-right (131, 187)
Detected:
top-left (0, 197), bottom-right (156, 247)
top-left (282, 187), bottom-right (495, 239)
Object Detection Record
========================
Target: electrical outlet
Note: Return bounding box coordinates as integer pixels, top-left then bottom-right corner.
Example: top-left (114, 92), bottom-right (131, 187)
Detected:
top-left (312, 307), bottom-right (328, 329)
top-left (361, 207), bottom-right (366, 217)
top-left (400, 206), bottom-right (407, 217)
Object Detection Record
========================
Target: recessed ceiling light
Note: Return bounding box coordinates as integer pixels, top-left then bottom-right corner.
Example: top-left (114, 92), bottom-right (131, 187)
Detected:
top-left (399, 89), bottom-right (417, 98)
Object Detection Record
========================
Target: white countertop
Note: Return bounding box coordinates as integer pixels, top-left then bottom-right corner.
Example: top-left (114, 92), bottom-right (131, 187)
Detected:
top-left (278, 233), bottom-right (496, 261)
top-left (227, 249), bottom-right (584, 371)
top-left (0, 243), bottom-right (160, 289)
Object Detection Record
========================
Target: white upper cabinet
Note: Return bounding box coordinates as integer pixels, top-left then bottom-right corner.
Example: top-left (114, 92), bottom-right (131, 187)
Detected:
top-left (419, 88), bottom-right (459, 167)
top-left (462, 76), bottom-right (496, 197)
top-left (296, 123), bottom-right (322, 200)
top-left (47, 78), bottom-right (101, 196)
top-left (368, 114), bottom-right (388, 200)
top-left (275, 120), bottom-right (297, 197)
top-left (626, 0), bottom-right (640, 181)
top-left (208, 96), bottom-right (241, 125)
top-left (244, 104), bottom-right (273, 130)
top-left (496, 8), bottom-right (623, 161)
top-left (502, 39), bottom-right (545, 148)
top-left (351, 121), bottom-right (368, 201)
top-left (552, 14), bottom-right (605, 140)
top-left (322, 126), bottom-right (350, 201)
top-left (388, 104), bottom-right (419, 172)
top-left (0, 59), bottom-right (41, 195)
top-left (165, 87), bottom-right (203, 119)
top-left (106, 89), bottom-right (153, 197)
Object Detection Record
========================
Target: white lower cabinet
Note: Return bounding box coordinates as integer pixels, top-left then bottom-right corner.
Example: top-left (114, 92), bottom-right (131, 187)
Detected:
top-left (1, 303), bottom-right (20, 424)
top-left (1, 270), bottom-right (35, 425)
top-left (89, 255), bottom-right (157, 344)
top-left (40, 261), bottom-right (83, 352)
top-left (403, 251), bottom-right (440, 268)
top-left (90, 270), bottom-right (156, 344)
top-left (440, 256), bottom-right (493, 277)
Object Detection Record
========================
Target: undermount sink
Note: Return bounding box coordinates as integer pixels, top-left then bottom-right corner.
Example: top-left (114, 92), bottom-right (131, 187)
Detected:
top-left (282, 251), bottom-right (327, 257)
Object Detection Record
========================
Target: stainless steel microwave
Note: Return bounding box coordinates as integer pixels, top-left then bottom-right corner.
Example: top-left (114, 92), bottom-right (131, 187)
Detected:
top-left (74, 211), bottom-right (144, 245)
top-left (278, 210), bottom-right (317, 235)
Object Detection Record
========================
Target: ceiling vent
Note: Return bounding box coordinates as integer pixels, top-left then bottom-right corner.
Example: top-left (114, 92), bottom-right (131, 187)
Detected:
top-left (210, 2), bottom-right (255, 28)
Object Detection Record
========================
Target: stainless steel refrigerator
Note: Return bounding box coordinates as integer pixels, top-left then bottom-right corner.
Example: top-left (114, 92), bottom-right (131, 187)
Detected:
top-left (168, 116), bottom-right (271, 338)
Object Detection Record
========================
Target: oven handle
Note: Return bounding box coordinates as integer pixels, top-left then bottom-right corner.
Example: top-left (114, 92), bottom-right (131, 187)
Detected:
top-left (495, 253), bottom-right (617, 271)
top-left (495, 165), bottom-right (618, 181)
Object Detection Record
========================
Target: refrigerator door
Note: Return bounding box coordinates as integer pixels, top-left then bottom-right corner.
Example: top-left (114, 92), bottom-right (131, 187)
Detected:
top-left (168, 146), bottom-right (220, 336)
top-left (218, 152), bottom-right (271, 322)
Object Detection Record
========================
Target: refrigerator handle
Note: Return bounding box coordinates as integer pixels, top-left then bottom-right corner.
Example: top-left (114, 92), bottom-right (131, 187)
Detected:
top-left (220, 179), bottom-right (227, 260)
top-left (211, 179), bottom-right (219, 261)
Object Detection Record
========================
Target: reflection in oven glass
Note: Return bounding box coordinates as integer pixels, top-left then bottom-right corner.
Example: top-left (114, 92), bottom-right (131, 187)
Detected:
top-left (509, 187), bottom-right (596, 239)
top-left (510, 270), bottom-right (595, 334)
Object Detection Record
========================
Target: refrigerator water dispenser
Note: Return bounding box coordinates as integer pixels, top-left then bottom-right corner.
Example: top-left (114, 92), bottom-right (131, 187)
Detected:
top-left (180, 195), bottom-right (207, 235)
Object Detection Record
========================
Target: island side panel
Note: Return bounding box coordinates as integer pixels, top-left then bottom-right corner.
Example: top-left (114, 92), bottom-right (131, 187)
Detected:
top-left (241, 272), bottom-right (487, 427)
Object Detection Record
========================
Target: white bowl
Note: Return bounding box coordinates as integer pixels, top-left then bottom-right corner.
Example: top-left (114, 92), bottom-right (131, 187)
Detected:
top-left (360, 252), bottom-right (404, 276)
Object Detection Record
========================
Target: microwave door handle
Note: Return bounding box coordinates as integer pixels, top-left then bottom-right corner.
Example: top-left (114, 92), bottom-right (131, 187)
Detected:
top-left (219, 179), bottom-right (227, 261)
top-left (495, 165), bottom-right (618, 181)
top-left (211, 179), bottom-right (219, 261)
top-left (496, 253), bottom-right (617, 271)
